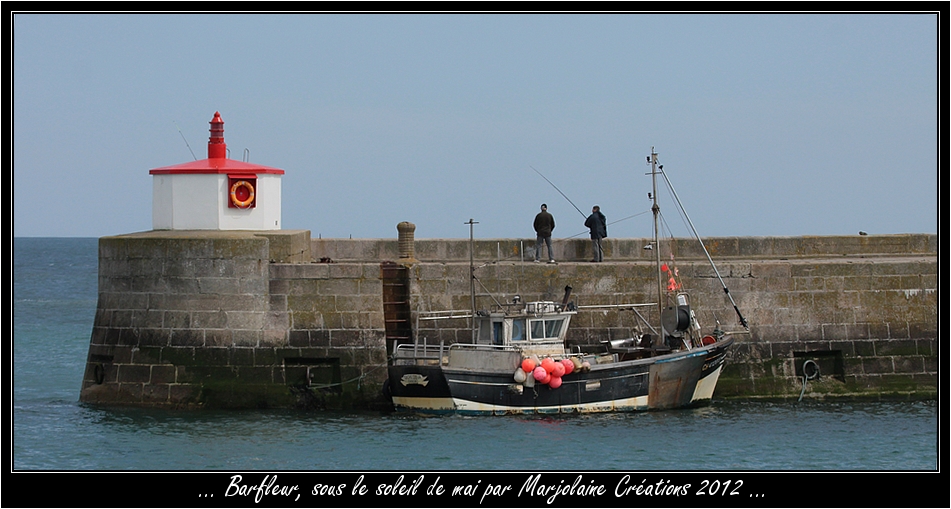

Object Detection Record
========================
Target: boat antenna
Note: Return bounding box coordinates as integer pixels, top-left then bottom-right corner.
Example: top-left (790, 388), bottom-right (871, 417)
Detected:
top-left (530, 166), bottom-right (587, 219)
top-left (658, 165), bottom-right (749, 329)
top-left (649, 148), bottom-right (665, 346)
top-left (173, 121), bottom-right (198, 161)
top-left (465, 218), bottom-right (479, 342)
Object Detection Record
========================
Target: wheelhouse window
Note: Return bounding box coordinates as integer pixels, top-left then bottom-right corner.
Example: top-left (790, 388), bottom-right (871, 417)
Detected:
top-left (529, 318), bottom-right (564, 340)
top-left (512, 319), bottom-right (525, 341)
top-left (493, 322), bottom-right (504, 345)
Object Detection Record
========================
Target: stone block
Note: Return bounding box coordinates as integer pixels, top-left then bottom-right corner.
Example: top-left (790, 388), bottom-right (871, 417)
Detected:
top-left (170, 329), bottom-right (205, 347)
top-left (162, 277), bottom-right (200, 295)
top-left (168, 383), bottom-right (199, 404)
top-left (290, 311), bottom-right (323, 329)
top-left (236, 366), bottom-right (275, 384)
top-left (116, 382), bottom-right (144, 402)
top-left (875, 339), bottom-right (919, 356)
top-left (142, 383), bottom-right (170, 403)
top-left (112, 346), bottom-right (133, 364)
top-left (269, 294), bottom-right (288, 311)
top-left (150, 365), bottom-right (177, 384)
top-left (915, 338), bottom-right (936, 357)
top-left (199, 329), bottom-right (228, 347)
top-left (863, 356), bottom-right (896, 375)
top-left (118, 364), bottom-right (151, 383)
top-left (173, 364), bottom-right (195, 383)
top-left (220, 294), bottom-right (268, 312)
top-left (230, 347), bottom-right (255, 366)
top-left (288, 330), bottom-right (310, 347)
top-left (225, 311), bottom-right (265, 330)
top-left (254, 230), bottom-right (311, 263)
top-left (116, 328), bottom-right (139, 347)
top-left (317, 279), bottom-right (361, 296)
top-left (192, 310), bottom-right (228, 329)
top-left (358, 279), bottom-right (383, 296)
top-left (254, 348), bottom-right (279, 367)
top-left (330, 329), bottom-right (365, 347)
top-left (165, 258), bottom-right (213, 278)
top-left (139, 328), bottom-right (171, 347)
top-left (240, 279), bottom-right (269, 294)
top-left (132, 347), bottom-right (162, 364)
top-left (193, 347), bottom-right (231, 366)
top-left (820, 323), bottom-right (849, 341)
top-left (232, 329), bottom-right (262, 347)
top-left (262, 328), bottom-right (287, 346)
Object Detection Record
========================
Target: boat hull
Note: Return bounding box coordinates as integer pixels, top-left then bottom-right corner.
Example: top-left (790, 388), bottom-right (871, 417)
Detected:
top-left (387, 337), bottom-right (733, 415)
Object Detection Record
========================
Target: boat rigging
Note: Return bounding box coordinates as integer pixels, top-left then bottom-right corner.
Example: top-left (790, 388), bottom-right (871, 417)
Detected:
top-left (384, 149), bottom-right (745, 415)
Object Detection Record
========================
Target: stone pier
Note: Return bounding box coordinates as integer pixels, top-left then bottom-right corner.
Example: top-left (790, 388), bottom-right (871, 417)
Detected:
top-left (80, 231), bottom-right (937, 409)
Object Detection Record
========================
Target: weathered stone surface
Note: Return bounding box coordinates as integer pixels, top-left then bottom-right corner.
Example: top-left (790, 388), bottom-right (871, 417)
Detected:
top-left (80, 231), bottom-right (936, 409)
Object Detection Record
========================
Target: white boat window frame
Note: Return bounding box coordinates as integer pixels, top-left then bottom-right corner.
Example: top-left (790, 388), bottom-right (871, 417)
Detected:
top-left (528, 317), bottom-right (565, 341)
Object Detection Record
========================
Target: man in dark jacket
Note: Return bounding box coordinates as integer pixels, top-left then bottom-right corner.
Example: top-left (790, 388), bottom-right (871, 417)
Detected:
top-left (533, 204), bottom-right (556, 263)
top-left (584, 205), bottom-right (607, 262)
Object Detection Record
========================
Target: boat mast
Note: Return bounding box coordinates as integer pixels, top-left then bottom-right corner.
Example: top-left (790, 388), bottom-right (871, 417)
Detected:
top-left (649, 148), bottom-right (664, 346)
top-left (466, 218), bottom-right (478, 342)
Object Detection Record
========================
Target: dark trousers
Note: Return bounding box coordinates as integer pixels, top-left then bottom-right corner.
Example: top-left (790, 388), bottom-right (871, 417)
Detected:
top-left (535, 235), bottom-right (553, 261)
top-left (591, 237), bottom-right (603, 262)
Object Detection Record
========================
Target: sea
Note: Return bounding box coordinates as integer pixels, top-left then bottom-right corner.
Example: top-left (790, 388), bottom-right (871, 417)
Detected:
top-left (11, 237), bottom-right (941, 508)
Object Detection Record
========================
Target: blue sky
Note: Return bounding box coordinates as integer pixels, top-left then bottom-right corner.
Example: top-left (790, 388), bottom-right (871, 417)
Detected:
top-left (13, 12), bottom-right (939, 239)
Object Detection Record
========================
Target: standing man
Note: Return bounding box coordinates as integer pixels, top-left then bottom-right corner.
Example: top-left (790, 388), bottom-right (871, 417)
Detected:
top-left (533, 203), bottom-right (556, 263)
top-left (585, 205), bottom-right (607, 262)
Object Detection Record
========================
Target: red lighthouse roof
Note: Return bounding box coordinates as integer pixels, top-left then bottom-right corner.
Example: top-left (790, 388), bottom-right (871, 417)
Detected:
top-left (149, 112), bottom-right (285, 175)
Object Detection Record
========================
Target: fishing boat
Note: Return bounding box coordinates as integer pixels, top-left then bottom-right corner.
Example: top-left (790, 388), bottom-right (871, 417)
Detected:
top-left (384, 149), bottom-right (748, 415)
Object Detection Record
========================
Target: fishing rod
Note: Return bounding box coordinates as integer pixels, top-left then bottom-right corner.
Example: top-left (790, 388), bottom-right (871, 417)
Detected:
top-left (530, 166), bottom-right (587, 219)
top-left (658, 167), bottom-right (749, 329)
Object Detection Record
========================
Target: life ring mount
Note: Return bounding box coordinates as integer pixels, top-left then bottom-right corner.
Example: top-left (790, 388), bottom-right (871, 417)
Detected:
top-left (230, 180), bottom-right (255, 208)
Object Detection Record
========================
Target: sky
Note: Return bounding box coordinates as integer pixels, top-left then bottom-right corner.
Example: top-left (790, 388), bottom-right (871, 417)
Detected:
top-left (12, 11), bottom-right (940, 240)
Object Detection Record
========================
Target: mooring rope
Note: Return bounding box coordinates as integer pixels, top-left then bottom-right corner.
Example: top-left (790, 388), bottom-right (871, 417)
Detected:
top-left (308, 362), bottom-right (389, 391)
top-left (798, 359), bottom-right (820, 402)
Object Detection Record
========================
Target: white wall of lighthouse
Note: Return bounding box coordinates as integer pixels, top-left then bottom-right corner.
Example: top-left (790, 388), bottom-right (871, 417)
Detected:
top-left (149, 112), bottom-right (284, 231)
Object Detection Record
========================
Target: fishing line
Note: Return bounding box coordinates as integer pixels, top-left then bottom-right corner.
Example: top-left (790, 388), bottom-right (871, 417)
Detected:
top-left (530, 166), bottom-right (587, 219)
top-left (472, 210), bottom-right (651, 268)
top-left (563, 210), bottom-right (653, 240)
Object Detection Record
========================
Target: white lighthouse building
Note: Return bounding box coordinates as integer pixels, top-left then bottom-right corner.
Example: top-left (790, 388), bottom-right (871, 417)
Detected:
top-left (149, 112), bottom-right (284, 230)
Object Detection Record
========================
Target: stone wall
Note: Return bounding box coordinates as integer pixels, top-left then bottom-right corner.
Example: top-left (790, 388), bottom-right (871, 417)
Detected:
top-left (79, 230), bottom-right (328, 409)
top-left (79, 231), bottom-right (937, 409)
top-left (402, 255), bottom-right (937, 402)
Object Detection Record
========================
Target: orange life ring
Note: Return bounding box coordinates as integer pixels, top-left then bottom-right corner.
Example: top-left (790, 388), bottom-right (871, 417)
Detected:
top-left (230, 180), bottom-right (255, 208)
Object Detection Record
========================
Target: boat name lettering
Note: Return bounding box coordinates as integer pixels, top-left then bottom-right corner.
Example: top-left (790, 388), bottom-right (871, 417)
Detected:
top-left (400, 374), bottom-right (429, 387)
